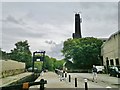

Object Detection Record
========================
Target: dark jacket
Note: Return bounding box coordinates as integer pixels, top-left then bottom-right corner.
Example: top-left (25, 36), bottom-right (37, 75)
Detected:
top-left (92, 67), bottom-right (97, 72)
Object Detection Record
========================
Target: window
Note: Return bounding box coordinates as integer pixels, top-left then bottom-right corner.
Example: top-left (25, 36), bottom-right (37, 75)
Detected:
top-left (110, 59), bottom-right (114, 66)
top-left (115, 58), bottom-right (119, 65)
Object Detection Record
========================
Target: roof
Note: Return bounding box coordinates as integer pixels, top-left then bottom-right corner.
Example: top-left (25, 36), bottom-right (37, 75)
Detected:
top-left (101, 30), bottom-right (120, 48)
top-left (108, 30), bottom-right (120, 41)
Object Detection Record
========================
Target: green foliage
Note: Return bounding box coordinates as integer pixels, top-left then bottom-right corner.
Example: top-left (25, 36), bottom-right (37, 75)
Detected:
top-left (43, 55), bottom-right (65, 71)
top-left (54, 59), bottom-right (65, 70)
top-left (1, 40), bottom-right (65, 71)
top-left (62, 37), bottom-right (103, 69)
top-left (9, 40), bottom-right (32, 68)
top-left (44, 56), bottom-right (54, 71)
top-left (34, 62), bottom-right (43, 71)
top-left (65, 60), bottom-right (74, 70)
top-left (0, 48), bottom-right (11, 60)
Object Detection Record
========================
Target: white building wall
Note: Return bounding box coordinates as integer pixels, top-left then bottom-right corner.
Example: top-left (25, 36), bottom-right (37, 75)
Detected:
top-left (101, 31), bottom-right (120, 66)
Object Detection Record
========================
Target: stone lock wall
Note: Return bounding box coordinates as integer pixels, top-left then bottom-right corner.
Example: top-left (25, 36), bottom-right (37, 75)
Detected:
top-left (0, 60), bottom-right (25, 78)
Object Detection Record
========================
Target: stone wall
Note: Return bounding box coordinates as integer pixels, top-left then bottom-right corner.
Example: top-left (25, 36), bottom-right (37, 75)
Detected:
top-left (0, 60), bottom-right (25, 78)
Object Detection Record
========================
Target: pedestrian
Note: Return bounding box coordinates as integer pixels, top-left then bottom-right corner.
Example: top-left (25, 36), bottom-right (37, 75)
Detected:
top-left (60, 70), bottom-right (65, 81)
top-left (92, 65), bottom-right (97, 83)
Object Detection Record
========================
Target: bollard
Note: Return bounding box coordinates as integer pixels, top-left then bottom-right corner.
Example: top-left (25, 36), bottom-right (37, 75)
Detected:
top-left (65, 72), bottom-right (67, 78)
top-left (75, 78), bottom-right (77, 87)
top-left (69, 75), bottom-right (71, 82)
top-left (40, 79), bottom-right (47, 90)
top-left (62, 72), bottom-right (64, 77)
top-left (84, 79), bottom-right (88, 90)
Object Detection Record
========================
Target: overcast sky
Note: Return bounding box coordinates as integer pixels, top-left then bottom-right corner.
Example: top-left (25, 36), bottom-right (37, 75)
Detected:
top-left (1, 2), bottom-right (118, 59)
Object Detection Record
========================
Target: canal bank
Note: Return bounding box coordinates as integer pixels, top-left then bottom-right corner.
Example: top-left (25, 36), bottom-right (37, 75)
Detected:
top-left (0, 72), bottom-right (34, 87)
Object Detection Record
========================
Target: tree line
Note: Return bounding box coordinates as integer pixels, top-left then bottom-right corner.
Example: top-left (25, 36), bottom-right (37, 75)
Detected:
top-left (1, 37), bottom-right (103, 71)
top-left (0, 40), bottom-right (64, 71)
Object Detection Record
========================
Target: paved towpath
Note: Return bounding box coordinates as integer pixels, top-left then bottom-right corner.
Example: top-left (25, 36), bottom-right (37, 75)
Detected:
top-left (69, 73), bottom-right (120, 88)
top-left (30, 72), bottom-right (74, 89)
top-left (30, 72), bottom-right (120, 89)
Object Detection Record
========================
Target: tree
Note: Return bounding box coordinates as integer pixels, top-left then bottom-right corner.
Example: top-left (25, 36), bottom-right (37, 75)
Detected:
top-left (54, 59), bottom-right (65, 70)
top-left (0, 48), bottom-right (8, 60)
top-left (44, 56), bottom-right (54, 71)
top-left (43, 55), bottom-right (65, 71)
top-left (34, 62), bottom-right (43, 72)
top-left (62, 37), bottom-right (103, 69)
top-left (10, 40), bottom-right (32, 68)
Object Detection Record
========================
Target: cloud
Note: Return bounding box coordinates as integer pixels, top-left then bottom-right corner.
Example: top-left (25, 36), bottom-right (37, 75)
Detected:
top-left (2, 14), bottom-right (71, 59)
top-left (1, 2), bottom-right (118, 59)
top-left (45, 40), bottom-right (56, 45)
top-left (3, 15), bottom-right (25, 25)
top-left (3, 14), bottom-right (73, 42)
top-left (47, 41), bottom-right (64, 60)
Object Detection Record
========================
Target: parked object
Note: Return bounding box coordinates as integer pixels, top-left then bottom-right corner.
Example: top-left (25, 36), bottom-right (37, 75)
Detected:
top-left (84, 79), bottom-right (88, 90)
top-left (96, 66), bottom-right (104, 73)
top-left (108, 66), bottom-right (120, 78)
top-left (27, 67), bottom-right (38, 72)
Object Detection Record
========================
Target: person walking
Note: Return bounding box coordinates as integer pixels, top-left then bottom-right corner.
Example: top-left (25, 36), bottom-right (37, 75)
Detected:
top-left (92, 65), bottom-right (97, 83)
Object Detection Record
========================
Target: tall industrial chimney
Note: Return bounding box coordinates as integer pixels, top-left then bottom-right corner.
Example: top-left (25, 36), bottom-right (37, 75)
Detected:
top-left (72, 13), bottom-right (82, 38)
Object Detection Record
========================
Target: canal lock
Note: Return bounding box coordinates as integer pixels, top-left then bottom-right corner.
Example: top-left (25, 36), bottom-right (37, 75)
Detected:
top-left (1, 73), bottom-right (40, 90)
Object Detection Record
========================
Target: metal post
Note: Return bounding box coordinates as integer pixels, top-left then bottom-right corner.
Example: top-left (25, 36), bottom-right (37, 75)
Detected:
top-left (65, 72), bottom-right (67, 78)
top-left (42, 51), bottom-right (45, 72)
top-left (69, 75), bottom-right (71, 82)
top-left (40, 79), bottom-right (47, 90)
top-left (32, 52), bottom-right (35, 72)
top-left (40, 83), bottom-right (44, 90)
top-left (84, 79), bottom-right (88, 90)
top-left (62, 72), bottom-right (64, 77)
top-left (75, 78), bottom-right (77, 87)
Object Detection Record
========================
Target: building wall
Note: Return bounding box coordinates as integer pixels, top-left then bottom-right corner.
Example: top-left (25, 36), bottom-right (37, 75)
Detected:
top-left (101, 31), bottom-right (120, 66)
